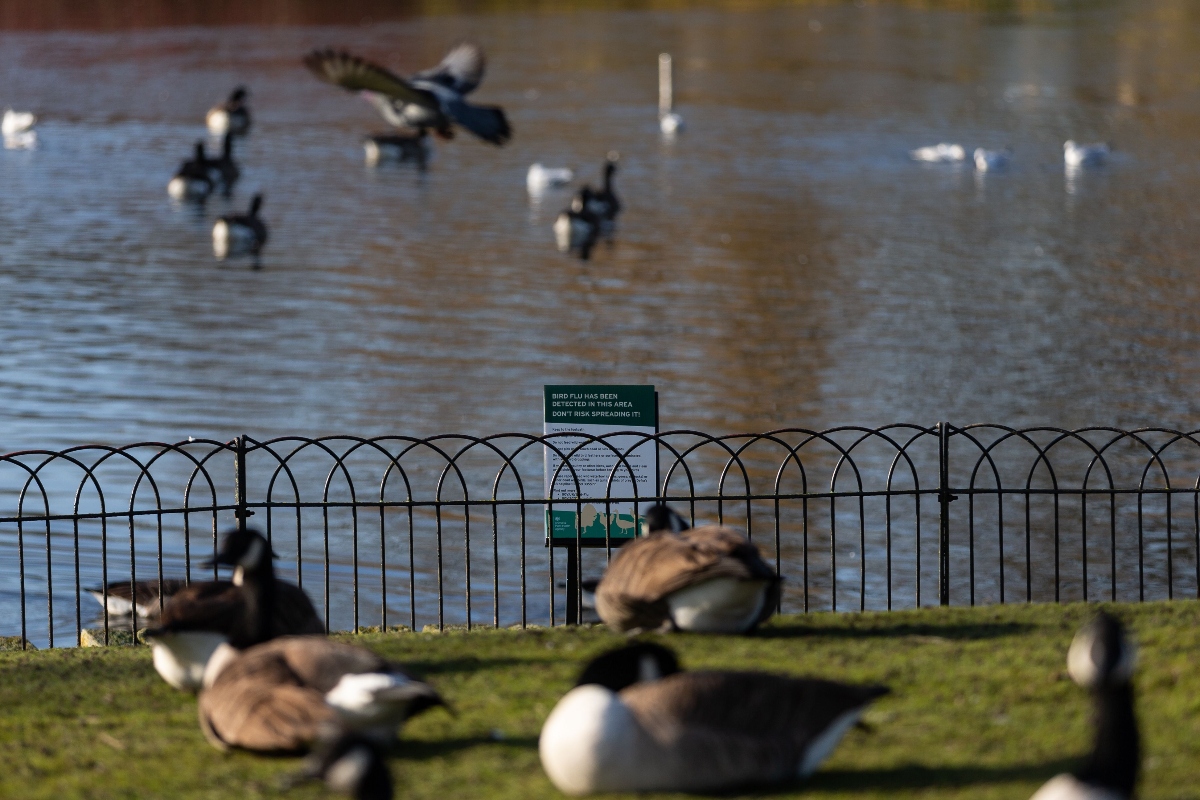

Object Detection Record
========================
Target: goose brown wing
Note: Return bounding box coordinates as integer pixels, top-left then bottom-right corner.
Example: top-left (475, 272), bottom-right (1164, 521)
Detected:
top-left (622, 671), bottom-right (889, 747)
top-left (413, 42), bottom-right (486, 95)
top-left (157, 581), bottom-right (239, 631)
top-left (303, 49), bottom-right (436, 108)
top-left (199, 647), bottom-right (335, 752)
top-left (265, 637), bottom-right (391, 692)
top-left (594, 530), bottom-right (768, 631)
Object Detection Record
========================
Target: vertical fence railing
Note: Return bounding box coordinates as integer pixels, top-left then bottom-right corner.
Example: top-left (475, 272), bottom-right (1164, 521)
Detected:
top-left (1, 425), bottom-right (1199, 648)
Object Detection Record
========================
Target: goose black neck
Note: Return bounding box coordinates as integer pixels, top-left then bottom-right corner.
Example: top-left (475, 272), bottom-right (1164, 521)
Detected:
top-left (249, 195), bottom-right (262, 216)
top-left (235, 555), bottom-right (277, 645)
top-left (1075, 683), bottom-right (1138, 796)
top-left (222, 133), bottom-right (233, 158)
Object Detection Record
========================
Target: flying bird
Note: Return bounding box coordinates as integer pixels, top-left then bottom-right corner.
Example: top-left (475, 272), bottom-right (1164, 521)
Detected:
top-left (303, 43), bottom-right (511, 146)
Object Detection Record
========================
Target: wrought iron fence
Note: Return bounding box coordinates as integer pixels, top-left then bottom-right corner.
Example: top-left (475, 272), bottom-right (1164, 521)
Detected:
top-left (2, 424), bottom-right (1199, 649)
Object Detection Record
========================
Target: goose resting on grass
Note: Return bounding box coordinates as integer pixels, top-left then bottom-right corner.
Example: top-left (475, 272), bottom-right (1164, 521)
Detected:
top-left (593, 504), bottom-right (781, 634)
top-left (298, 732), bottom-right (395, 799)
top-left (198, 636), bottom-right (447, 753)
top-left (304, 43), bottom-right (511, 146)
top-left (539, 642), bottom-right (890, 795)
top-left (142, 526), bottom-right (324, 691)
top-left (1029, 612), bottom-right (1139, 800)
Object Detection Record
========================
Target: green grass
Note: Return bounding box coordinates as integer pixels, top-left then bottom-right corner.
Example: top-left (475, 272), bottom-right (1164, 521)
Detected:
top-left (2, 601), bottom-right (1199, 799)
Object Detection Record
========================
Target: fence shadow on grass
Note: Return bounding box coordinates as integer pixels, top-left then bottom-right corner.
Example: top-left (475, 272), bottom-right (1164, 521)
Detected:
top-left (756, 621), bottom-right (1032, 641)
top-left (798, 758), bottom-right (1080, 792)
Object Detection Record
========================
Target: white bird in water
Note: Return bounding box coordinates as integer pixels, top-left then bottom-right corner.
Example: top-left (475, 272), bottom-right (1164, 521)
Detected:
top-left (910, 143), bottom-right (965, 162)
top-left (2, 109), bottom-right (36, 136)
top-left (1064, 140), bottom-right (1109, 168)
top-left (527, 163), bottom-right (574, 196)
top-left (974, 147), bottom-right (1010, 172)
top-left (658, 53), bottom-right (684, 135)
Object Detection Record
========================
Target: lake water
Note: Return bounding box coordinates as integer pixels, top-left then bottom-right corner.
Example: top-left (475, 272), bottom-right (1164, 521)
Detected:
top-left (2, 1), bottom-right (1200, 640)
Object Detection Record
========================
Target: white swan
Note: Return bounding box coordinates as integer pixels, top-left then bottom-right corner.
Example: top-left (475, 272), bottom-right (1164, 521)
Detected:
top-left (2, 109), bottom-right (36, 136)
top-left (1064, 140), bottom-right (1108, 167)
top-left (974, 148), bottom-right (1010, 172)
top-left (527, 163), bottom-right (574, 195)
top-left (910, 143), bottom-right (965, 162)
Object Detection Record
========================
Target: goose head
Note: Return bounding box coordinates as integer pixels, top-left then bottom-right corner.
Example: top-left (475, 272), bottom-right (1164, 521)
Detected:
top-left (248, 194), bottom-right (263, 217)
top-left (1067, 611), bottom-right (1136, 690)
top-left (204, 526), bottom-right (276, 584)
top-left (642, 504), bottom-right (690, 535)
top-left (229, 86), bottom-right (248, 106)
top-left (576, 642), bottom-right (680, 692)
top-left (304, 732), bottom-right (393, 800)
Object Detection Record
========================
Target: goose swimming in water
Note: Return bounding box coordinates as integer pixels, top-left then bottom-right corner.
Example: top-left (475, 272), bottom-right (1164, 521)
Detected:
top-left (142, 526), bottom-right (324, 692)
top-left (974, 147), bottom-right (1011, 172)
top-left (198, 636), bottom-right (446, 753)
top-left (213, 194), bottom-right (268, 263)
top-left (554, 190), bottom-right (600, 260)
top-left (207, 87), bottom-right (251, 136)
top-left (304, 43), bottom-right (511, 145)
top-left (1029, 612), bottom-right (1139, 800)
top-left (363, 129), bottom-right (430, 167)
top-left (2, 109), bottom-right (35, 136)
top-left (206, 132), bottom-right (240, 194)
top-left (1063, 140), bottom-right (1109, 168)
top-left (910, 143), bottom-right (966, 162)
top-left (539, 642), bottom-right (890, 795)
top-left (593, 504), bottom-right (781, 634)
top-left (168, 141), bottom-right (214, 200)
top-left (527, 163), bottom-right (574, 196)
top-left (580, 153), bottom-right (620, 222)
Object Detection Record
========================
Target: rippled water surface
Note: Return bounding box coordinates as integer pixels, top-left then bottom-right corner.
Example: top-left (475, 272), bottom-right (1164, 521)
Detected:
top-left (3, 2), bottom-right (1200, 638)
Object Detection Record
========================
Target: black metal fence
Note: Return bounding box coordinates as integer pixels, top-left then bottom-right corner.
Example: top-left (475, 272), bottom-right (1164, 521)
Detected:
top-left (2, 424), bottom-right (1199, 649)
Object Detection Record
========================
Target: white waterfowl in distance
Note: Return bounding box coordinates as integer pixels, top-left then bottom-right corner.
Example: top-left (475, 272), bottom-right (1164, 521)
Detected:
top-left (593, 504), bottom-right (781, 633)
top-left (539, 642), bottom-right (890, 795)
top-left (304, 43), bottom-right (511, 145)
top-left (910, 143), bottom-right (966, 162)
top-left (1063, 140), bottom-right (1109, 168)
top-left (974, 147), bottom-right (1011, 172)
top-left (527, 163), bottom-right (573, 195)
top-left (1, 109), bottom-right (35, 135)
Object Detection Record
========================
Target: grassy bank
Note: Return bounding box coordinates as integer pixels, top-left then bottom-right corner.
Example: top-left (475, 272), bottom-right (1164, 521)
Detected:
top-left (2, 601), bottom-right (1198, 799)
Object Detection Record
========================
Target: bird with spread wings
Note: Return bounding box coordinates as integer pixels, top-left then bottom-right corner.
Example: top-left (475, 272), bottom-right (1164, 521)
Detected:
top-left (303, 42), bottom-right (511, 146)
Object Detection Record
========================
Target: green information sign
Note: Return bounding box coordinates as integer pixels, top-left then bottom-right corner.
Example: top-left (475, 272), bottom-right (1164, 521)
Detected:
top-left (543, 385), bottom-right (658, 542)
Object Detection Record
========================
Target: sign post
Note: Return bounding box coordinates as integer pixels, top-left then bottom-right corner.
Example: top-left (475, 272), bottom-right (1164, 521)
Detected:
top-left (543, 385), bottom-right (658, 622)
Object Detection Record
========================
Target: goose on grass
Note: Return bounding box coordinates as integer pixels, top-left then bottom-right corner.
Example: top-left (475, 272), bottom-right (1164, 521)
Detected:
top-left (296, 732), bottom-right (395, 800)
top-left (1029, 612), bottom-right (1139, 800)
top-left (304, 43), bottom-right (511, 146)
top-left (593, 504), bottom-right (781, 634)
top-left (142, 526), bottom-right (324, 692)
top-left (213, 193), bottom-right (268, 263)
top-left (540, 642), bottom-right (889, 795)
top-left (168, 141), bottom-right (213, 200)
top-left (198, 635), bottom-right (446, 753)
top-left (207, 86), bottom-right (251, 136)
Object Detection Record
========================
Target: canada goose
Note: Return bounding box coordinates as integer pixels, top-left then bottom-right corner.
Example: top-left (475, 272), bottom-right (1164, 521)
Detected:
top-left (527, 163), bottom-right (574, 196)
top-left (304, 43), bottom-right (511, 145)
top-left (206, 132), bottom-right (240, 193)
top-left (142, 526), bottom-right (324, 692)
top-left (593, 504), bottom-right (781, 634)
top-left (87, 577), bottom-right (188, 618)
top-left (2, 109), bottom-right (35, 135)
top-left (1064, 140), bottom-right (1109, 168)
top-left (198, 635), bottom-right (446, 753)
top-left (213, 194), bottom-right (268, 262)
top-left (300, 732), bottom-right (394, 799)
top-left (974, 147), bottom-right (1011, 172)
top-left (554, 190), bottom-right (600, 260)
top-left (580, 153), bottom-right (620, 222)
top-left (540, 642), bottom-right (889, 795)
top-left (910, 143), bottom-right (966, 162)
top-left (658, 54), bottom-right (684, 135)
top-left (167, 141), bottom-right (213, 200)
top-left (363, 129), bottom-right (430, 167)
top-left (1029, 612), bottom-right (1139, 800)
top-left (207, 86), bottom-right (251, 136)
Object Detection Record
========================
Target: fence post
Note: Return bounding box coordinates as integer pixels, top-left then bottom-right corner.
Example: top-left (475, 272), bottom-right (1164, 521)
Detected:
top-left (937, 421), bottom-right (952, 606)
top-left (564, 542), bottom-right (579, 625)
top-left (233, 435), bottom-right (253, 531)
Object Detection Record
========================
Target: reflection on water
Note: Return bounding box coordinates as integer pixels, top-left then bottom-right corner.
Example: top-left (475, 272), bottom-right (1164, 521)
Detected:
top-left (4, 1), bottom-right (1200, 637)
